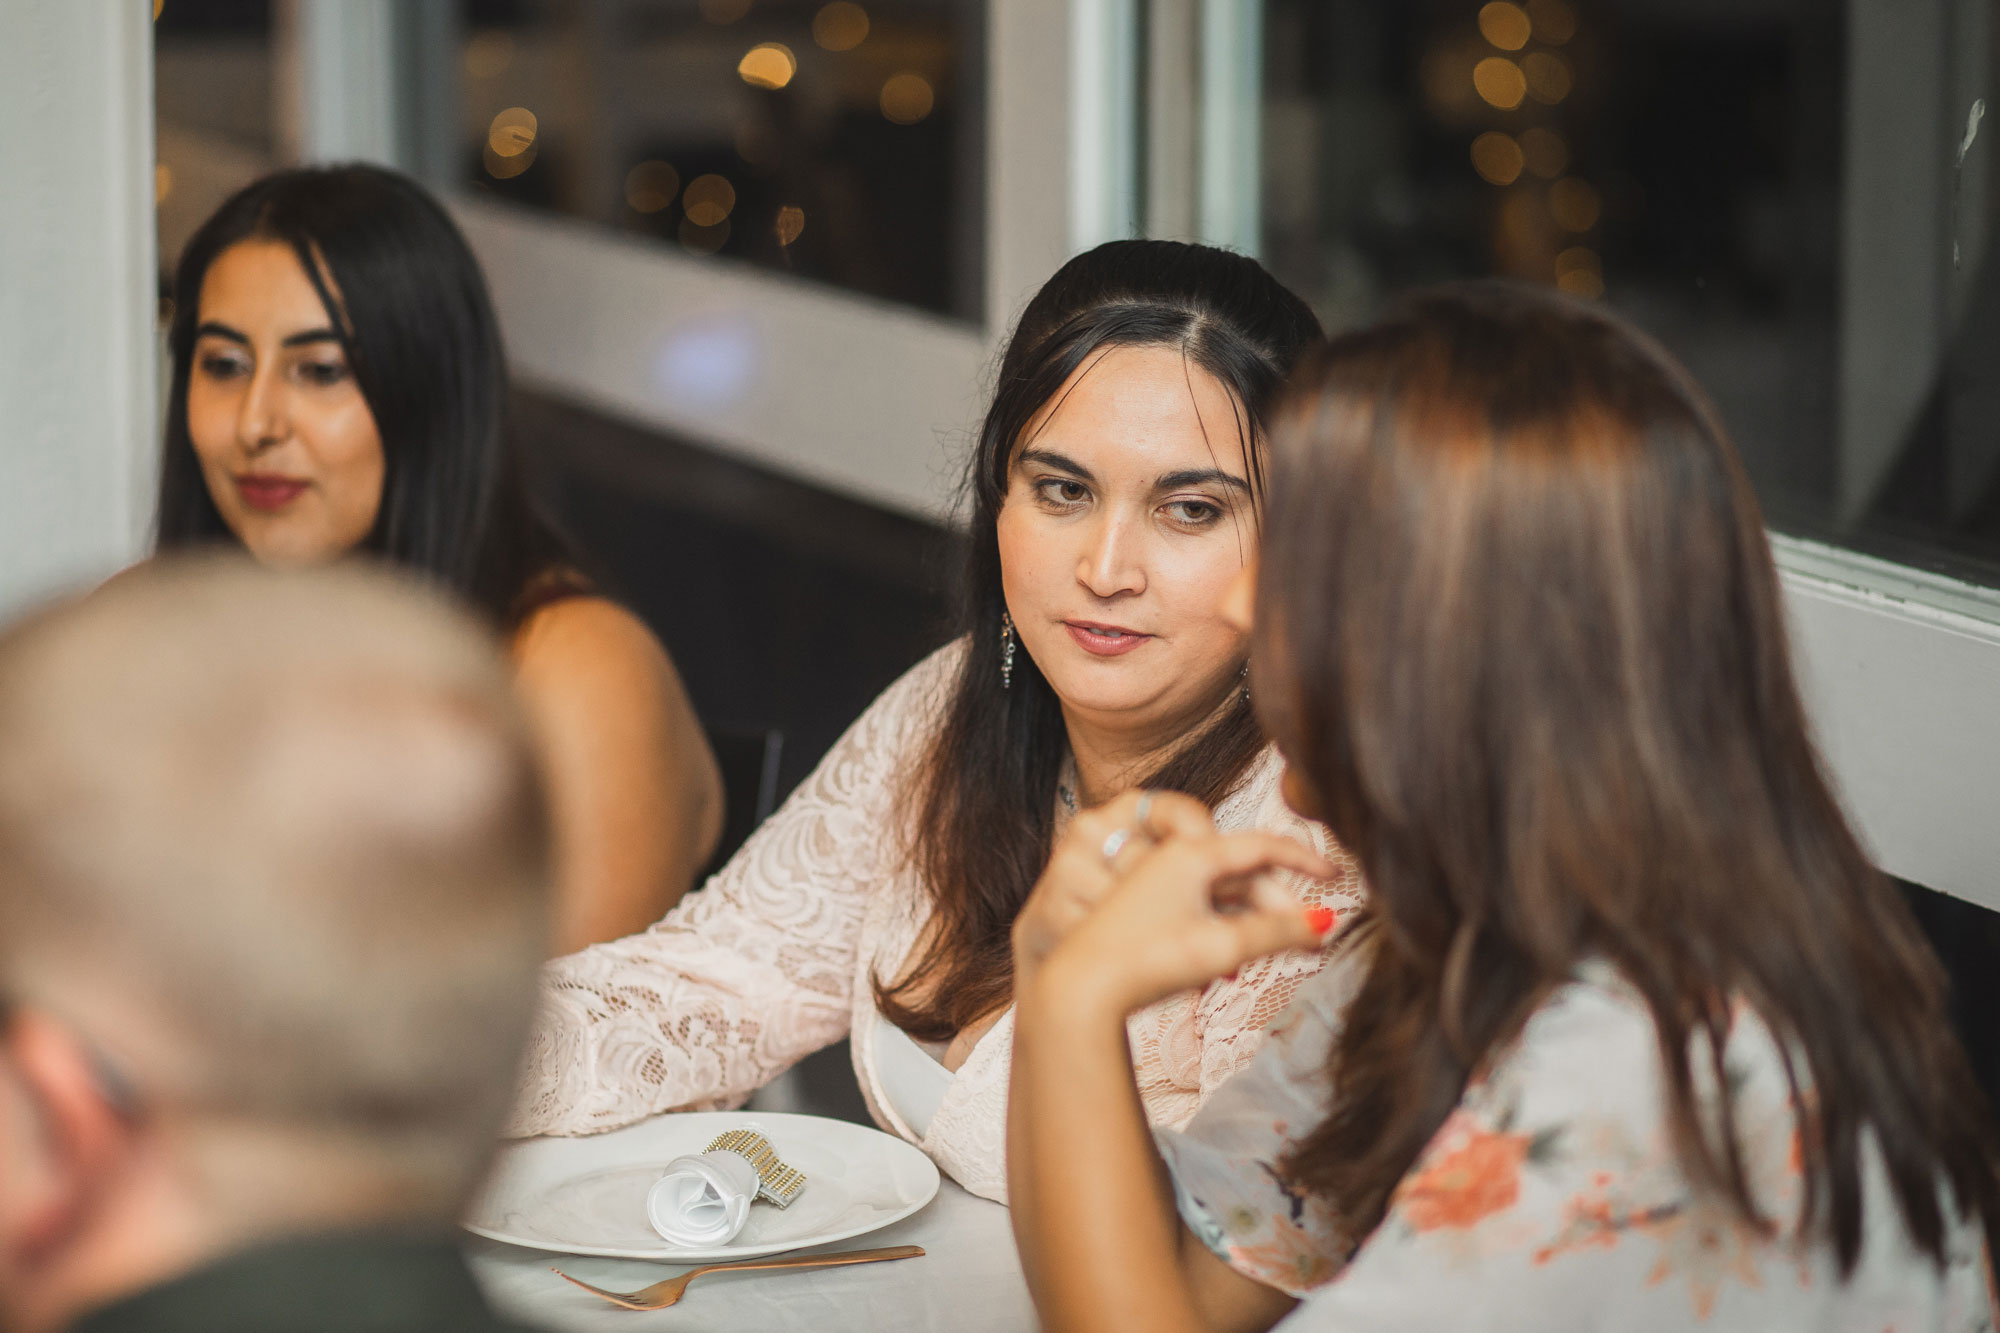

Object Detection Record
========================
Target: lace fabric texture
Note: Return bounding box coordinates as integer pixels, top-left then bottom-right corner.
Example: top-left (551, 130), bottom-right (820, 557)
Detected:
top-left (507, 641), bottom-right (1367, 1203)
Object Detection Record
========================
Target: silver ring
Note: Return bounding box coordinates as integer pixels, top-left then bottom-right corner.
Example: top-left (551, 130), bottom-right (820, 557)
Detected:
top-left (1100, 828), bottom-right (1131, 864)
top-left (1133, 791), bottom-right (1153, 824)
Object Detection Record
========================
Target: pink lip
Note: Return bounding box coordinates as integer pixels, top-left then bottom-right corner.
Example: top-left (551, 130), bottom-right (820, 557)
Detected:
top-left (234, 475), bottom-right (309, 512)
top-left (1063, 620), bottom-right (1155, 657)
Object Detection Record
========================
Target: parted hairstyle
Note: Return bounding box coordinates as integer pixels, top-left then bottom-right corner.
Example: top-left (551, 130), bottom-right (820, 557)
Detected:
top-left (155, 164), bottom-right (570, 624)
top-left (1260, 281), bottom-right (2000, 1271)
top-left (876, 240), bottom-right (1324, 1041)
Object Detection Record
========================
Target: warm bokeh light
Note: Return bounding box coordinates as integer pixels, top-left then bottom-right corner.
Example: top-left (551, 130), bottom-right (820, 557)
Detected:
top-left (464, 31), bottom-right (515, 80)
top-left (682, 174), bottom-right (738, 228)
top-left (1549, 177), bottom-right (1601, 232)
top-left (1478, 3), bottom-right (1532, 53)
top-left (1524, 51), bottom-right (1572, 104)
top-left (775, 205), bottom-right (807, 246)
top-left (738, 43), bottom-right (797, 90)
top-left (155, 0), bottom-right (164, 18)
top-left (1520, 126), bottom-right (1568, 179)
top-left (483, 141), bottom-right (536, 180)
top-left (680, 217), bottom-right (731, 255)
top-left (1471, 132), bottom-right (1525, 186)
top-left (1473, 57), bottom-right (1527, 110)
top-left (880, 72), bottom-right (935, 125)
top-left (1420, 40), bottom-right (1487, 126)
top-left (735, 120), bottom-right (774, 164)
top-left (813, 2), bottom-right (870, 52)
top-left (700, 0), bottom-right (753, 23)
top-left (486, 107), bottom-right (538, 158)
top-left (1496, 190), bottom-right (1549, 277)
top-left (625, 160), bottom-right (681, 214)
top-left (1556, 246), bottom-right (1603, 297)
top-left (155, 162), bottom-right (173, 204)
top-left (1527, 0), bottom-right (1578, 45)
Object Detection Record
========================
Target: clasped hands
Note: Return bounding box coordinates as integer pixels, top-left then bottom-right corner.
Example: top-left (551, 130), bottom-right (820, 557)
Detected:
top-left (1011, 789), bottom-right (1339, 1022)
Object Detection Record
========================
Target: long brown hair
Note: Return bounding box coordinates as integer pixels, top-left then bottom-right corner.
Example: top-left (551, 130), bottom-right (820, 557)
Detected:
top-left (875, 241), bottom-right (1323, 1041)
top-left (1260, 281), bottom-right (2000, 1271)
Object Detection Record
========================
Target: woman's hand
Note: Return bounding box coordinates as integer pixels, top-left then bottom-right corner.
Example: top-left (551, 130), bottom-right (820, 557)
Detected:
top-left (1013, 789), bottom-right (1214, 984)
top-left (1013, 789), bottom-right (1338, 1017)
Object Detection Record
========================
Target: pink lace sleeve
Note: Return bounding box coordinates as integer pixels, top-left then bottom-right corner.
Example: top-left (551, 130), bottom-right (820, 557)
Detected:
top-left (504, 646), bottom-right (957, 1137)
top-left (1194, 811), bottom-right (1367, 1100)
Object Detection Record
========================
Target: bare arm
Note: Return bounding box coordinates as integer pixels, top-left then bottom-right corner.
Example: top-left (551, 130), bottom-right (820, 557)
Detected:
top-left (1009, 792), bottom-right (1329, 1333)
top-left (511, 597), bottom-right (724, 954)
top-left (1011, 961), bottom-right (1298, 1333)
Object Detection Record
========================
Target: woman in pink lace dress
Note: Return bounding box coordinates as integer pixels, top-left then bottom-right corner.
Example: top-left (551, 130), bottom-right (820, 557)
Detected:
top-left (1008, 282), bottom-right (2000, 1329)
top-left (506, 241), bottom-right (1366, 1201)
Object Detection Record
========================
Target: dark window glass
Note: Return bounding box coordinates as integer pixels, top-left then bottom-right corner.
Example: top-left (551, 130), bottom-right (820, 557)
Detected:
top-left (1261, 0), bottom-right (2000, 587)
top-left (453, 0), bottom-right (986, 322)
top-left (154, 0), bottom-right (278, 273)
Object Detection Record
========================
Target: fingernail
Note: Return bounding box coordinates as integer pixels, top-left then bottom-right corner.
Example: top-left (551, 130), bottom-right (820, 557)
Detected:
top-left (1305, 907), bottom-right (1337, 934)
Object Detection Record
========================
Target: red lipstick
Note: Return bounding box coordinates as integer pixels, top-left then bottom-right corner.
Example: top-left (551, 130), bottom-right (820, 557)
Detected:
top-left (1063, 620), bottom-right (1154, 657)
top-left (234, 474), bottom-right (308, 512)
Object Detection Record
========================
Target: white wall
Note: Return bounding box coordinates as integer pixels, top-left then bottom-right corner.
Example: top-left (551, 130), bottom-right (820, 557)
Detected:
top-left (0, 5), bottom-right (159, 618)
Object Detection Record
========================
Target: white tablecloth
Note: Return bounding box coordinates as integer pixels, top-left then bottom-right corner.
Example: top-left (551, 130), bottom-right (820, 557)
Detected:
top-left (466, 1179), bottom-right (1037, 1331)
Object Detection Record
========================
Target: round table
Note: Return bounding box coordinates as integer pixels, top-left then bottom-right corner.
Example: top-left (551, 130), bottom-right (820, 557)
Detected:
top-left (466, 1179), bottom-right (1037, 1331)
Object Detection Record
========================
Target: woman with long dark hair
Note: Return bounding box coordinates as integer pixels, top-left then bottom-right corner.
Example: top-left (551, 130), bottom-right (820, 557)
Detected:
top-left (506, 241), bottom-right (1362, 1203)
top-left (155, 164), bottom-right (723, 955)
top-left (1007, 281), bottom-right (2000, 1329)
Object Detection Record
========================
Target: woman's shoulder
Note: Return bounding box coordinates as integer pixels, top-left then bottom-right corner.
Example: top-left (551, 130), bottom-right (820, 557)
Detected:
top-left (1480, 962), bottom-right (1802, 1159)
top-left (1212, 746), bottom-right (1293, 832)
top-left (510, 591), bottom-right (668, 679)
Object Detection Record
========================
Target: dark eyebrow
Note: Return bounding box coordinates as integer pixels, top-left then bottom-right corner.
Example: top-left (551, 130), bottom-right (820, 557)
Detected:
top-left (193, 321), bottom-right (343, 349)
top-left (1015, 448), bottom-right (1097, 483)
top-left (1157, 467), bottom-right (1251, 494)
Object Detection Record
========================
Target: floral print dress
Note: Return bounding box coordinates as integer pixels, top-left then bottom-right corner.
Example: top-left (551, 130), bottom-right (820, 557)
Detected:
top-left (1155, 954), bottom-right (1996, 1331)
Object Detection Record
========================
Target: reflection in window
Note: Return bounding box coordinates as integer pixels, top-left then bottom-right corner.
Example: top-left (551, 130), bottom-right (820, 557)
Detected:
top-left (1261, 0), bottom-right (2000, 587)
top-left (455, 0), bottom-right (986, 322)
top-left (154, 0), bottom-right (278, 276)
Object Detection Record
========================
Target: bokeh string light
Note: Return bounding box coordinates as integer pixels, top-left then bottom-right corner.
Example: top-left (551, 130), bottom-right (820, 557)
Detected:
top-left (738, 42), bottom-right (797, 90)
top-left (1478, 3), bottom-right (1532, 53)
top-left (625, 161), bottom-right (681, 215)
top-left (880, 72), bottom-right (935, 124)
top-left (813, 3), bottom-right (870, 52)
top-left (1473, 56), bottom-right (1527, 110)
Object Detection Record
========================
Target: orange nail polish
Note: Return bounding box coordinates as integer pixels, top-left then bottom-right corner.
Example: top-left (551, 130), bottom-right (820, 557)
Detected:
top-left (1305, 907), bottom-right (1336, 934)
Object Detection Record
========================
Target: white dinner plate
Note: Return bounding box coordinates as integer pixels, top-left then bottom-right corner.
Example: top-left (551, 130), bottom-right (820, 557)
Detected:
top-left (463, 1111), bottom-right (942, 1261)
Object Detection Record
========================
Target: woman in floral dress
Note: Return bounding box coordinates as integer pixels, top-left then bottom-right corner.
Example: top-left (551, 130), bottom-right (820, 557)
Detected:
top-left (1007, 281), bottom-right (2000, 1331)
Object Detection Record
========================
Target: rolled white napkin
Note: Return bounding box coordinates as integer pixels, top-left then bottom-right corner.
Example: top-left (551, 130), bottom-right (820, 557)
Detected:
top-left (646, 1149), bottom-right (763, 1247)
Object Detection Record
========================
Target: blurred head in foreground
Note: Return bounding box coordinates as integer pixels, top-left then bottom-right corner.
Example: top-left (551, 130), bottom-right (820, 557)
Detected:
top-left (0, 557), bottom-right (552, 1332)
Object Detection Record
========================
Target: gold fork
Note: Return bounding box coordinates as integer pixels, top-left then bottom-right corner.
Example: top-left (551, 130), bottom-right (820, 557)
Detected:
top-left (553, 1243), bottom-right (926, 1310)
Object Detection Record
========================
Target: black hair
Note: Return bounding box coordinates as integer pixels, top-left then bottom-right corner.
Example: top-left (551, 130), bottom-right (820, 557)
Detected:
top-left (155, 163), bottom-right (568, 623)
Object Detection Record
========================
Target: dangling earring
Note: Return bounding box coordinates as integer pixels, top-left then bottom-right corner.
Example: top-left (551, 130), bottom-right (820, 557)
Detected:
top-left (1000, 610), bottom-right (1018, 689)
top-left (1239, 661), bottom-right (1251, 703)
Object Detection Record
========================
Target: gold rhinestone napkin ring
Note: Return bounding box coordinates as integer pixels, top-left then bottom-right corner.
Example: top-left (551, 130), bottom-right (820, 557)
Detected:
top-left (705, 1127), bottom-right (808, 1209)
